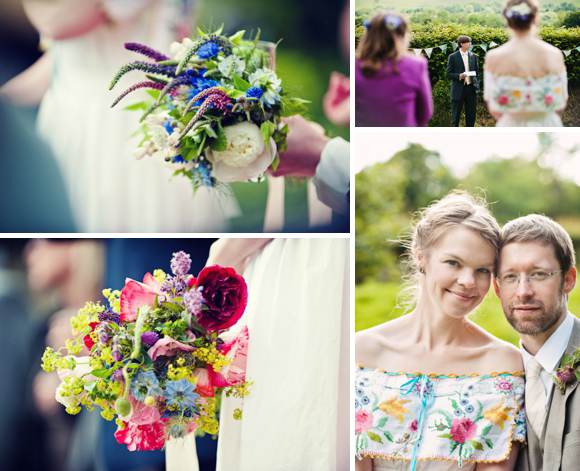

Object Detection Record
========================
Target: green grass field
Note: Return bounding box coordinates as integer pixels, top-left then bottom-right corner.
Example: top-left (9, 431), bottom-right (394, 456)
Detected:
top-left (356, 279), bottom-right (580, 346)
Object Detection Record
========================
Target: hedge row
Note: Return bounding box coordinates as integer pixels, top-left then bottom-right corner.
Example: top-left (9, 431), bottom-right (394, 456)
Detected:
top-left (355, 23), bottom-right (580, 84)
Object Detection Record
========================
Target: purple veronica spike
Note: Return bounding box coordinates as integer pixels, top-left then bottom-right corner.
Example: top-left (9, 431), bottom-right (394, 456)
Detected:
top-left (109, 61), bottom-right (176, 90)
top-left (111, 81), bottom-right (165, 108)
top-left (184, 289), bottom-right (203, 316)
top-left (156, 75), bottom-right (192, 104)
top-left (171, 251), bottom-right (192, 275)
top-left (179, 89), bottom-right (231, 140)
top-left (124, 42), bottom-right (170, 62)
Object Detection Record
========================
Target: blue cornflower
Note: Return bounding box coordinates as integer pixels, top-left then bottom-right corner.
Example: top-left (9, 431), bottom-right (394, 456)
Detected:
top-left (130, 370), bottom-right (163, 402)
top-left (164, 379), bottom-right (199, 409)
top-left (187, 77), bottom-right (219, 106)
top-left (163, 119), bottom-right (174, 134)
top-left (246, 86), bottom-right (263, 99)
top-left (171, 154), bottom-right (185, 163)
top-left (197, 41), bottom-right (220, 59)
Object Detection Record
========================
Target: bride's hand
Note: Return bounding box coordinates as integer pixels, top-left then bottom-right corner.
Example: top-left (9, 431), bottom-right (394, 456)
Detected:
top-left (206, 239), bottom-right (273, 274)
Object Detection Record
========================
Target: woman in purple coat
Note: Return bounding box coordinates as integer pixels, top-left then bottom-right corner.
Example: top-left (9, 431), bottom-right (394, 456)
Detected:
top-left (355, 11), bottom-right (433, 127)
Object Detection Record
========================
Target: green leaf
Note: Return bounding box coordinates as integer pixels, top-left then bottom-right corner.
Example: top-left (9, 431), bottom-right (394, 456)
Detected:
top-left (562, 353), bottom-right (571, 366)
top-left (485, 439), bottom-right (494, 449)
top-left (183, 134), bottom-right (207, 160)
top-left (260, 121), bottom-right (276, 149)
top-left (451, 399), bottom-right (459, 409)
top-left (438, 433), bottom-right (453, 439)
top-left (574, 369), bottom-right (580, 383)
top-left (204, 123), bottom-right (218, 139)
top-left (140, 347), bottom-right (154, 368)
top-left (123, 102), bottom-right (149, 111)
top-left (481, 424), bottom-right (493, 436)
top-left (271, 153), bottom-right (280, 172)
top-left (279, 96), bottom-right (309, 117)
top-left (146, 90), bottom-right (160, 99)
top-left (91, 368), bottom-right (114, 379)
top-left (84, 381), bottom-right (97, 392)
top-left (471, 440), bottom-right (484, 451)
top-left (232, 74), bottom-right (252, 92)
top-left (377, 417), bottom-right (388, 428)
top-left (450, 441), bottom-right (459, 454)
top-left (384, 431), bottom-right (393, 442)
top-left (367, 431), bottom-right (383, 444)
top-left (162, 301), bottom-right (182, 313)
top-left (229, 30), bottom-right (246, 44)
top-left (208, 121), bottom-right (227, 152)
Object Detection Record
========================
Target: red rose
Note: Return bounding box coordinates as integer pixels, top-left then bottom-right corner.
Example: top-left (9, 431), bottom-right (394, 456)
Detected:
top-left (498, 95), bottom-right (509, 105)
top-left (450, 418), bottom-right (477, 444)
top-left (83, 322), bottom-right (99, 351)
top-left (192, 265), bottom-right (248, 331)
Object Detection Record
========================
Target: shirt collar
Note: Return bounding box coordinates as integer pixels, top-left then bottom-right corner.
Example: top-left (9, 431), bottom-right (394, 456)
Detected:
top-left (461, 50), bottom-right (469, 56)
top-left (520, 312), bottom-right (574, 373)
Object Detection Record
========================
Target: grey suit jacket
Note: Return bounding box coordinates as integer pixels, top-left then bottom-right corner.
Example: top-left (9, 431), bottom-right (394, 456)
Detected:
top-left (516, 315), bottom-right (580, 471)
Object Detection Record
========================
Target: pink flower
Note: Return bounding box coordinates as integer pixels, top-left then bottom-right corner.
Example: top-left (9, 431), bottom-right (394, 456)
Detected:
top-left (450, 418), bottom-right (477, 444)
top-left (557, 365), bottom-right (576, 384)
top-left (498, 95), bottom-right (509, 105)
top-left (127, 394), bottom-right (161, 425)
top-left (409, 419), bottom-right (418, 432)
top-left (193, 368), bottom-right (215, 397)
top-left (120, 273), bottom-right (163, 322)
top-left (114, 421), bottom-right (166, 451)
top-left (209, 326), bottom-right (249, 387)
top-left (147, 335), bottom-right (196, 361)
top-left (355, 410), bottom-right (373, 434)
top-left (496, 380), bottom-right (513, 392)
top-left (545, 95), bottom-right (554, 105)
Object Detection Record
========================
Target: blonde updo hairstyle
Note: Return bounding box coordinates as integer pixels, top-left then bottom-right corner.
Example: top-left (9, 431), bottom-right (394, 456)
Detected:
top-left (503, 0), bottom-right (538, 31)
top-left (399, 190), bottom-right (501, 312)
top-left (356, 10), bottom-right (408, 78)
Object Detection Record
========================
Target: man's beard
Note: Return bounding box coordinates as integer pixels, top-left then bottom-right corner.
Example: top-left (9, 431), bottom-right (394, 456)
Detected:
top-left (503, 288), bottom-right (567, 335)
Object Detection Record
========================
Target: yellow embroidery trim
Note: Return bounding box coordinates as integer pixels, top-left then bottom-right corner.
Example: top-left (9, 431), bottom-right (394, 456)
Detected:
top-left (483, 67), bottom-right (567, 79)
top-left (356, 363), bottom-right (525, 377)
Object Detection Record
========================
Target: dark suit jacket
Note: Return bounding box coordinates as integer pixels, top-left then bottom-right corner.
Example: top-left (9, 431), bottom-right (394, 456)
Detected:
top-left (446, 50), bottom-right (480, 100)
top-left (516, 315), bottom-right (580, 471)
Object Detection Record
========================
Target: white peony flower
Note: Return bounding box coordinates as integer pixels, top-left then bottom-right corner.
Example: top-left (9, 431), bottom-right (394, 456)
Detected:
top-left (170, 38), bottom-right (195, 62)
top-left (206, 121), bottom-right (277, 182)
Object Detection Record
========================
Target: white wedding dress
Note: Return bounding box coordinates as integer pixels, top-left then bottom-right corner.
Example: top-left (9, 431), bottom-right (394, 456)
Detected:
top-left (166, 238), bottom-right (350, 471)
top-left (36, 0), bottom-right (239, 232)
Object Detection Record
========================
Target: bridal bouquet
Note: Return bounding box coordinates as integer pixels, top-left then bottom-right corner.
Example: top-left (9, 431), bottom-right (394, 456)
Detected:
top-left (41, 251), bottom-right (252, 451)
top-left (109, 27), bottom-right (308, 189)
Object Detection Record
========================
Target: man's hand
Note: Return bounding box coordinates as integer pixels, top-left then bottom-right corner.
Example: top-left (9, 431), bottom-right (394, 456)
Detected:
top-left (270, 116), bottom-right (330, 178)
top-left (460, 73), bottom-right (467, 79)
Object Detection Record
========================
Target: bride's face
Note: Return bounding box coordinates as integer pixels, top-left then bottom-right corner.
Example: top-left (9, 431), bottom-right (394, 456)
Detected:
top-left (421, 225), bottom-right (495, 319)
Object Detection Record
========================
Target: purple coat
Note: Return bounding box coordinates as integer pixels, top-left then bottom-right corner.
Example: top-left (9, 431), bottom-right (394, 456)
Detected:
top-left (355, 55), bottom-right (433, 127)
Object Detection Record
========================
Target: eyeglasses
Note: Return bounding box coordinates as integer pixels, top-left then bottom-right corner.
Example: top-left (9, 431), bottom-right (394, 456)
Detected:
top-left (495, 270), bottom-right (562, 288)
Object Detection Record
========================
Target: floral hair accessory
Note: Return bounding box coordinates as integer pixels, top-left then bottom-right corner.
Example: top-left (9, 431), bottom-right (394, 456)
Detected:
top-left (384, 14), bottom-right (403, 30)
top-left (551, 346), bottom-right (580, 394)
top-left (41, 251), bottom-right (253, 451)
top-left (505, 2), bottom-right (532, 20)
top-left (363, 19), bottom-right (371, 29)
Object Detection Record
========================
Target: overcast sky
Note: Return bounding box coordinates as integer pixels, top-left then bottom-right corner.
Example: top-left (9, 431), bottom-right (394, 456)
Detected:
top-left (355, 130), bottom-right (580, 184)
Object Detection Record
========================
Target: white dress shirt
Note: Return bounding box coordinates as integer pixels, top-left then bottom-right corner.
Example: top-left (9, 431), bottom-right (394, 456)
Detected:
top-left (460, 51), bottom-right (471, 84)
top-left (520, 312), bottom-right (575, 409)
top-left (312, 137), bottom-right (349, 215)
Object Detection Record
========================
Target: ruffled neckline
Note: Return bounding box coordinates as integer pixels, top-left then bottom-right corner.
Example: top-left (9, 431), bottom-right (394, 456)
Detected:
top-left (356, 363), bottom-right (525, 379)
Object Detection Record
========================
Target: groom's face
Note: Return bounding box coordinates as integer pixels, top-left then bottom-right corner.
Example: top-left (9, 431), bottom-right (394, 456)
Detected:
top-left (460, 41), bottom-right (471, 53)
top-left (495, 241), bottom-right (573, 336)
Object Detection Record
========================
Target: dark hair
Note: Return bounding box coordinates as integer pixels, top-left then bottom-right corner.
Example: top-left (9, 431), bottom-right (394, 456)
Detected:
top-left (356, 11), bottom-right (408, 78)
top-left (457, 36), bottom-right (472, 46)
top-left (503, 0), bottom-right (538, 31)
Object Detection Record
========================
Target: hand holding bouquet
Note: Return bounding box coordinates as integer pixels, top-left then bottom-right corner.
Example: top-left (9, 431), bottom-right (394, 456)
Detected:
top-left (41, 251), bottom-right (252, 451)
top-left (109, 26), bottom-right (309, 189)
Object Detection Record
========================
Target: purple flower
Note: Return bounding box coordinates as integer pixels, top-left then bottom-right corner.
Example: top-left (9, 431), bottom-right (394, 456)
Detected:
top-left (171, 251), bottom-right (192, 276)
top-left (98, 308), bottom-right (120, 324)
top-left (98, 323), bottom-right (113, 345)
top-left (141, 331), bottom-right (160, 348)
top-left (112, 367), bottom-right (124, 382)
top-left (160, 278), bottom-right (174, 293)
top-left (184, 289), bottom-right (203, 315)
top-left (173, 278), bottom-right (187, 296)
top-left (557, 365), bottom-right (576, 384)
top-left (124, 42), bottom-right (169, 62)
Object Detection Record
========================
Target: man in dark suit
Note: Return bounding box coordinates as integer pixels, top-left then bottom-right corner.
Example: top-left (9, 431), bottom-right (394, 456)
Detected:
top-left (446, 35), bottom-right (479, 127)
top-left (494, 215), bottom-right (580, 471)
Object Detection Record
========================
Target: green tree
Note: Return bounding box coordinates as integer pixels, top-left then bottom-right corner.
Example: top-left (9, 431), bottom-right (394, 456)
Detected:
top-left (562, 11), bottom-right (580, 27)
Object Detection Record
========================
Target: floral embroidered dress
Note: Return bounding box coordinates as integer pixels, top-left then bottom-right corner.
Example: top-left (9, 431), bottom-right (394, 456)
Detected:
top-left (355, 365), bottom-right (526, 471)
top-left (483, 69), bottom-right (567, 127)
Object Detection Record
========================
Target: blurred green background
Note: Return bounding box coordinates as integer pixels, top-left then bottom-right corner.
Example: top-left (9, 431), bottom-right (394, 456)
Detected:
top-left (198, 0), bottom-right (350, 231)
top-left (355, 133), bottom-right (580, 344)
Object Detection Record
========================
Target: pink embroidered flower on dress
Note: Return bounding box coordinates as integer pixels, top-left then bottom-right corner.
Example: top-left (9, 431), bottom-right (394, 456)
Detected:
top-left (450, 418), bottom-right (477, 444)
top-left (496, 380), bottom-right (513, 392)
top-left (114, 421), bottom-right (166, 451)
top-left (545, 95), bottom-right (554, 105)
top-left (355, 410), bottom-right (373, 434)
top-left (409, 419), bottom-right (419, 432)
top-left (498, 95), bottom-right (509, 105)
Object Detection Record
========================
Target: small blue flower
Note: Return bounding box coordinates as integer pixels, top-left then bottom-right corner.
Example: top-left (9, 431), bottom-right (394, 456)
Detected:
top-left (246, 86), bottom-right (264, 99)
top-left (467, 384), bottom-right (475, 391)
top-left (172, 154), bottom-right (185, 163)
top-left (454, 408), bottom-right (462, 417)
top-left (466, 405), bottom-right (474, 413)
top-left (356, 388), bottom-right (364, 397)
top-left (164, 379), bottom-right (199, 409)
top-left (130, 370), bottom-right (163, 401)
top-left (197, 41), bottom-right (220, 59)
top-left (361, 396), bottom-right (370, 405)
top-left (355, 399), bottom-right (360, 408)
top-left (163, 119), bottom-right (174, 134)
top-left (462, 391), bottom-right (471, 398)
top-left (460, 398), bottom-right (469, 406)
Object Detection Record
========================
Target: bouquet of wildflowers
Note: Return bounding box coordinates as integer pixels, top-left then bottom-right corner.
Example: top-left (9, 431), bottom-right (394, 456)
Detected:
top-left (109, 26), bottom-right (308, 189)
top-left (41, 251), bottom-right (252, 451)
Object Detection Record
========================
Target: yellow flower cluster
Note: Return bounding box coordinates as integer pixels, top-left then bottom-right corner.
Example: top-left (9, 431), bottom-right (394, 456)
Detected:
top-left (65, 338), bottom-right (83, 355)
top-left (196, 398), bottom-right (219, 434)
top-left (90, 355), bottom-right (104, 370)
top-left (224, 380), bottom-right (253, 399)
top-left (193, 344), bottom-right (231, 372)
top-left (168, 358), bottom-right (198, 383)
top-left (233, 408), bottom-right (243, 420)
top-left (70, 301), bottom-right (103, 336)
top-left (41, 348), bottom-right (80, 373)
top-left (153, 269), bottom-right (167, 283)
top-left (101, 346), bottom-right (115, 365)
top-left (102, 289), bottom-right (121, 314)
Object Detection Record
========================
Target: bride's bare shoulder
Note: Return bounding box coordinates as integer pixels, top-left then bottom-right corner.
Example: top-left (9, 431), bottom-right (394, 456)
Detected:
top-left (355, 317), bottom-right (407, 367)
top-left (481, 332), bottom-right (524, 373)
